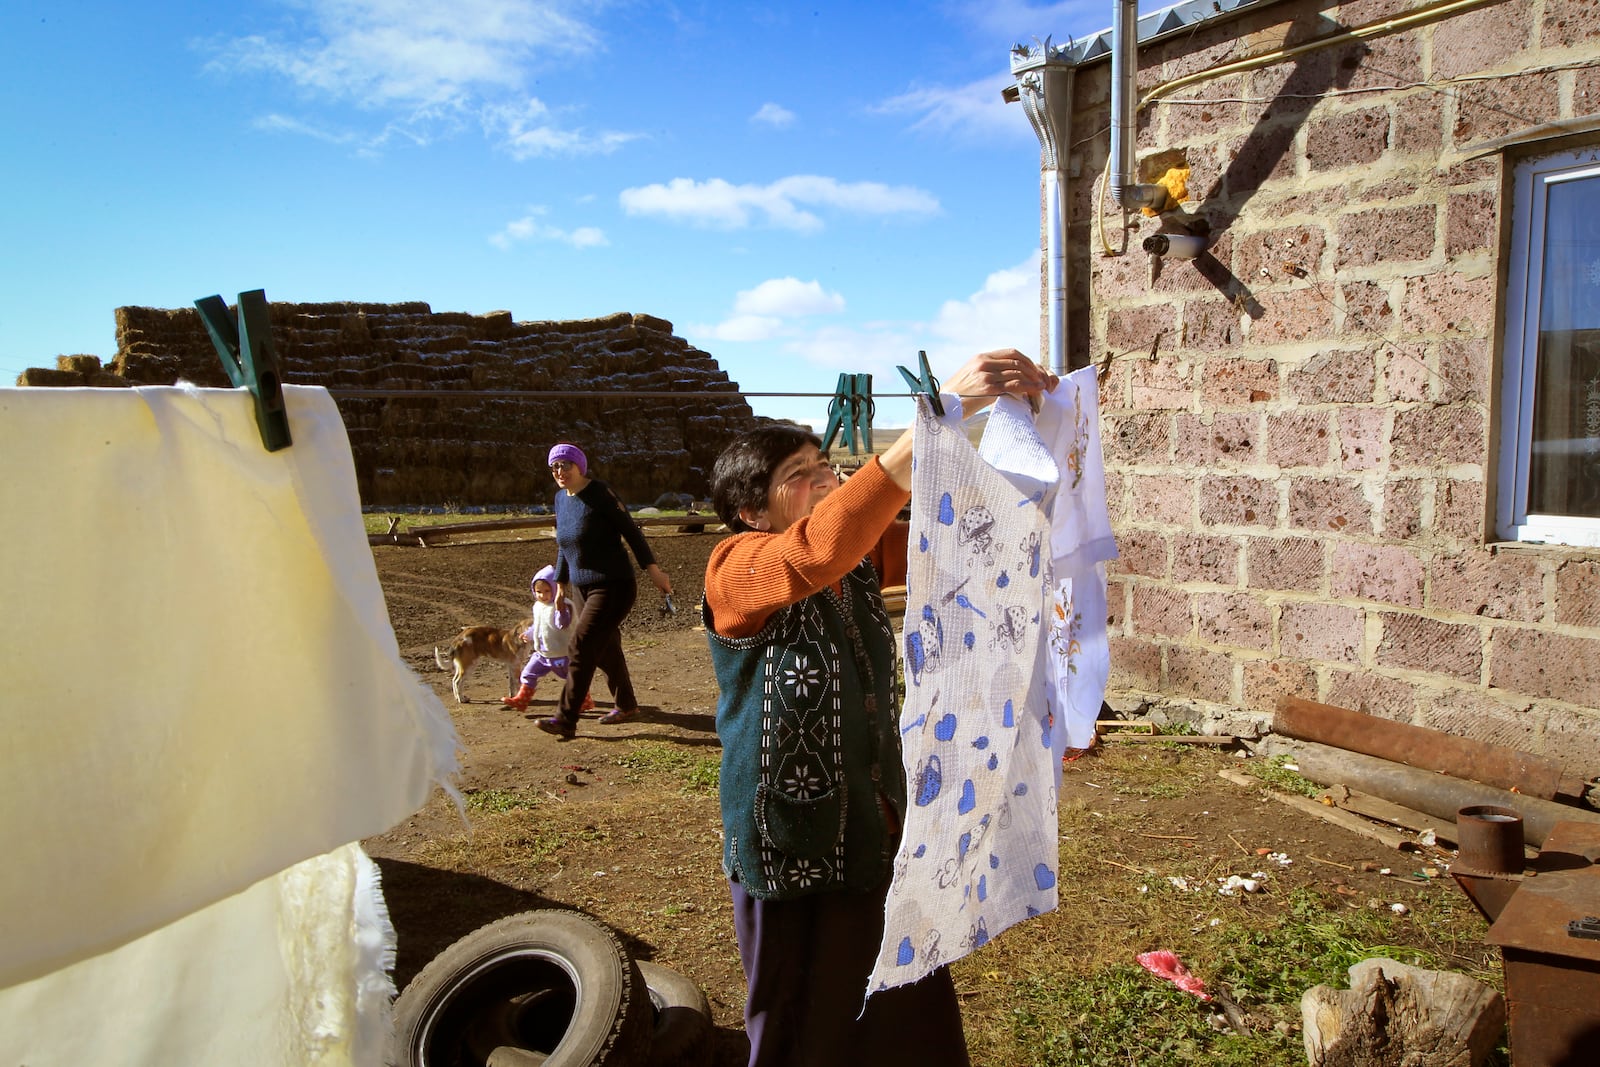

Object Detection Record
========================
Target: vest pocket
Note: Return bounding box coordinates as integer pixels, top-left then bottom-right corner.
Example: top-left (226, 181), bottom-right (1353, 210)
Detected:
top-left (754, 782), bottom-right (846, 860)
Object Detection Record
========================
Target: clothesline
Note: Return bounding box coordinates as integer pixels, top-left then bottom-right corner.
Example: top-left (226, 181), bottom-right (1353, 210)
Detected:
top-left (326, 389), bottom-right (995, 401)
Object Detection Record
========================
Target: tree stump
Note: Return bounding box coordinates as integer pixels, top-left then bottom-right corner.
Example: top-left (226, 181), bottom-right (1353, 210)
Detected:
top-left (1301, 957), bottom-right (1505, 1066)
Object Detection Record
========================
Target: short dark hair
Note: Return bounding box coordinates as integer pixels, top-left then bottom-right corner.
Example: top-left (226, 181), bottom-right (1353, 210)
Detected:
top-left (711, 425), bottom-right (823, 532)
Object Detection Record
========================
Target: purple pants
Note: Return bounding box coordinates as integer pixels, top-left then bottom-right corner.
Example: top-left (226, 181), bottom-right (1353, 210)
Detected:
top-left (518, 653), bottom-right (569, 688)
top-left (730, 878), bottom-right (970, 1067)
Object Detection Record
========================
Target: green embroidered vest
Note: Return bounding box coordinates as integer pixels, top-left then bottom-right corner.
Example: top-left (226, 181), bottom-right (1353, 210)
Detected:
top-left (703, 559), bottom-right (906, 900)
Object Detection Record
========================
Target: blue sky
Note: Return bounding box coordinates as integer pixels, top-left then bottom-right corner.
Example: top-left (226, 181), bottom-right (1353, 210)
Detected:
top-left (1, 0), bottom-right (1118, 429)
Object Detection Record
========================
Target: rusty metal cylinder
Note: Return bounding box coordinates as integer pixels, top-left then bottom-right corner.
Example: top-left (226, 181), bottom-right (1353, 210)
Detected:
top-left (1456, 805), bottom-right (1526, 873)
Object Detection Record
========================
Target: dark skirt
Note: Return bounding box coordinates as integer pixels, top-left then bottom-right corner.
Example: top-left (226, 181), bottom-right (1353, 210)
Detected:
top-left (730, 877), bottom-right (971, 1067)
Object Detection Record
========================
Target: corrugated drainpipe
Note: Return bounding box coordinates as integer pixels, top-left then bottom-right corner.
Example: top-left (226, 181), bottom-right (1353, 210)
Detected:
top-left (1016, 60), bottom-right (1073, 375)
top-left (1110, 0), bottom-right (1165, 213)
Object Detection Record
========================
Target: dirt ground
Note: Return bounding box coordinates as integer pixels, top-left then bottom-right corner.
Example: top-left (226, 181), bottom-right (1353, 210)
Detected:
top-left (364, 529), bottom-right (1494, 1065)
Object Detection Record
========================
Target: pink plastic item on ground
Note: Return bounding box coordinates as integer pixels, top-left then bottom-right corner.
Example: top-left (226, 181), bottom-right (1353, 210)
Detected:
top-left (1136, 950), bottom-right (1212, 1001)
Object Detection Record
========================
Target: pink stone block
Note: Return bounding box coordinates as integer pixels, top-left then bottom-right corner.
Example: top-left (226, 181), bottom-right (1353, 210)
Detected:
top-left (1242, 658), bottom-right (1317, 714)
top-left (1131, 583), bottom-right (1194, 639)
top-left (1287, 349), bottom-right (1375, 404)
top-left (1337, 407), bottom-right (1391, 471)
top-left (1175, 411), bottom-right (1259, 466)
top-left (1200, 474), bottom-right (1278, 527)
top-left (1555, 559), bottom-right (1600, 628)
top-left (1421, 689), bottom-right (1537, 753)
top-left (1389, 404), bottom-right (1486, 467)
top-left (1331, 542), bottom-right (1425, 608)
top-left (1246, 535), bottom-right (1325, 592)
top-left (1195, 591), bottom-right (1272, 651)
top-left (1489, 627), bottom-right (1600, 706)
top-left (1287, 476), bottom-right (1373, 533)
top-left (1165, 645), bottom-right (1234, 703)
top-left (1375, 611), bottom-right (1483, 681)
top-left (1267, 410), bottom-right (1335, 468)
top-left (1109, 636), bottom-right (1162, 689)
top-left (1325, 670), bottom-right (1418, 722)
top-left (1128, 473), bottom-right (1194, 526)
top-left (1280, 600), bottom-right (1365, 665)
top-left (1430, 550), bottom-right (1544, 622)
top-left (1174, 534), bottom-right (1242, 585)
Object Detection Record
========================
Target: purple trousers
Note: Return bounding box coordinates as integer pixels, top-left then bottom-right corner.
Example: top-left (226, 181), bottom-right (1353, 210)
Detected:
top-left (730, 878), bottom-right (971, 1067)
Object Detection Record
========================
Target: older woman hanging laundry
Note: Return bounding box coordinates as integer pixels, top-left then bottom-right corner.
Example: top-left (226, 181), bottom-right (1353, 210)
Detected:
top-left (701, 349), bottom-right (1056, 1067)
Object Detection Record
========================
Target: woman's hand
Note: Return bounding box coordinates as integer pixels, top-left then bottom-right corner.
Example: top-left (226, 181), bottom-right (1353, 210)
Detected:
top-left (878, 349), bottom-right (1056, 489)
top-left (646, 563), bottom-right (673, 595)
top-left (941, 348), bottom-right (1057, 418)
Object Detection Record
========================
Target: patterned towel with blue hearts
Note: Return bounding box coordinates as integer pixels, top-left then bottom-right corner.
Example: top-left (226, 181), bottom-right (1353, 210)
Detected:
top-left (869, 392), bottom-right (1064, 995)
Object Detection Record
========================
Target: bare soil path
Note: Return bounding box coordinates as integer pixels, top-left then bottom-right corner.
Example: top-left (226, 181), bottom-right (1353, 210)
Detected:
top-left (365, 531), bottom-right (1493, 1065)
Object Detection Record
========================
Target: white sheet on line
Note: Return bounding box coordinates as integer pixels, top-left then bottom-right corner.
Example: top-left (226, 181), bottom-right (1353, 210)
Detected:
top-left (0, 843), bottom-right (396, 1067)
top-left (0, 384), bottom-right (458, 989)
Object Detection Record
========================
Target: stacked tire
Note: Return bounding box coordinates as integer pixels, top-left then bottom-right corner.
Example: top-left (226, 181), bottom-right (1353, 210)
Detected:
top-left (389, 909), bottom-right (714, 1067)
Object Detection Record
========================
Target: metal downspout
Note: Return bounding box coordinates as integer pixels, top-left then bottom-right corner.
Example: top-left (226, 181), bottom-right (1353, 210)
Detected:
top-left (1014, 48), bottom-right (1074, 375)
top-left (1110, 0), bottom-right (1164, 212)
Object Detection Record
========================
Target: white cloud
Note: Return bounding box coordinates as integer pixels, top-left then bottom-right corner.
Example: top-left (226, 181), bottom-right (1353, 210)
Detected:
top-left (618, 175), bottom-right (939, 232)
top-left (734, 278), bottom-right (845, 317)
top-left (490, 208), bottom-right (609, 249)
top-left (692, 252), bottom-right (1042, 428)
top-left (481, 98), bottom-right (640, 159)
top-left (751, 102), bottom-right (796, 128)
top-left (873, 72), bottom-right (1033, 140)
top-left (208, 1), bottom-right (632, 157)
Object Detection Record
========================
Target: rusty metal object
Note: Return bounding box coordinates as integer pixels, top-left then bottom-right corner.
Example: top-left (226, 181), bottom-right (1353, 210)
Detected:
top-left (1450, 805), bottom-right (1528, 925)
top-left (1457, 805), bottom-right (1527, 874)
top-left (1484, 821), bottom-right (1600, 1066)
top-left (1290, 742), bottom-right (1600, 848)
top-left (1276, 696), bottom-right (1584, 800)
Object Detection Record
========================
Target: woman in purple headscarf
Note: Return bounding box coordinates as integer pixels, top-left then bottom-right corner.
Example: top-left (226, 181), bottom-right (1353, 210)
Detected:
top-left (531, 442), bottom-right (672, 738)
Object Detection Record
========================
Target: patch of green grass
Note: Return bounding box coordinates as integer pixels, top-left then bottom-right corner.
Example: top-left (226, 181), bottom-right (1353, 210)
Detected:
top-left (463, 788), bottom-right (537, 814)
top-left (1245, 754), bottom-right (1323, 797)
top-left (615, 742), bottom-right (720, 795)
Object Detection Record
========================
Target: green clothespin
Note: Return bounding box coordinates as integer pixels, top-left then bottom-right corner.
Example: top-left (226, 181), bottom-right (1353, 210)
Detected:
top-left (851, 372), bottom-right (874, 454)
top-left (195, 289), bottom-right (293, 452)
top-left (897, 350), bottom-right (944, 417)
top-left (822, 372), bottom-right (854, 454)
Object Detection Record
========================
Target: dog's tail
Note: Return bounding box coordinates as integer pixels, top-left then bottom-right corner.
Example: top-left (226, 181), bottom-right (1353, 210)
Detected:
top-left (433, 646), bottom-right (451, 671)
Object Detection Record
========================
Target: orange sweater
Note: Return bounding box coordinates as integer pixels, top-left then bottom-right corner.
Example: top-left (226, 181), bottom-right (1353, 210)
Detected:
top-left (704, 458), bottom-right (910, 639)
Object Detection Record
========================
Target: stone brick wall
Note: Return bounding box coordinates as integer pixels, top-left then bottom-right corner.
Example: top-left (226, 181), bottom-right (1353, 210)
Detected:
top-left (1061, 0), bottom-right (1600, 775)
top-left (17, 302), bottom-right (770, 506)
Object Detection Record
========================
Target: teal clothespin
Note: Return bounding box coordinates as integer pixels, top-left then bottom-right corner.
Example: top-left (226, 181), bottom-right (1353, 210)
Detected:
top-left (821, 372), bottom-right (855, 454)
top-left (852, 372), bottom-right (874, 454)
top-left (896, 350), bottom-right (944, 417)
top-left (821, 374), bottom-right (876, 455)
top-left (195, 289), bottom-right (293, 452)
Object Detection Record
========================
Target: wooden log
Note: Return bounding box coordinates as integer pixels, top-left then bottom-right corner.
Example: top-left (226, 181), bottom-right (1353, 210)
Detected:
top-left (1302, 957), bottom-right (1505, 1067)
top-left (1289, 741), bottom-right (1600, 848)
top-left (1276, 696), bottom-right (1584, 800)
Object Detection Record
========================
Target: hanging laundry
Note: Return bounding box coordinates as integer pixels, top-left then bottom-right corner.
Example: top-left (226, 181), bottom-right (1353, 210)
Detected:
top-left (871, 371), bottom-right (1116, 995)
top-left (0, 385), bottom-right (458, 989)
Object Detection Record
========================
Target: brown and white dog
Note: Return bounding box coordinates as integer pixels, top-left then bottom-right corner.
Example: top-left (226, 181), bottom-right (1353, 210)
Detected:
top-left (434, 622), bottom-right (531, 703)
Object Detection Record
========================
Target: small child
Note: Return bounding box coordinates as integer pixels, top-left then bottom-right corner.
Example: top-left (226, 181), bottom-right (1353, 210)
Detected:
top-left (502, 566), bottom-right (578, 710)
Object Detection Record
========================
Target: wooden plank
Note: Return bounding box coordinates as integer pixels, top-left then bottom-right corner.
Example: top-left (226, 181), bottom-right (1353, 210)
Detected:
top-left (1318, 784), bottom-right (1459, 846)
top-left (1218, 768), bottom-right (1418, 851)
top-left (1104, 734), bottom-right (1237, 746)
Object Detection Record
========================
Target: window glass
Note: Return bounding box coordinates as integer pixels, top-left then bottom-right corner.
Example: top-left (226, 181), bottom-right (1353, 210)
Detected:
top-left (1528, 173), bottom-right (1600, 519)
top-left (1497, 148), bottom-right (1600, 546)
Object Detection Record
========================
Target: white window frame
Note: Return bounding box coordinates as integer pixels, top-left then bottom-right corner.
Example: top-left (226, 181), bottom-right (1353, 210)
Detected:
top-left (1495, 144), bottom-right (1600, 548)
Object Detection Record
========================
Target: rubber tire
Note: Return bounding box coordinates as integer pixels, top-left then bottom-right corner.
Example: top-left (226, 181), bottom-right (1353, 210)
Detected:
top-left (390, 909), bottom-right (654, 1067)
top-left (636, 962), bottom-right (713, 1067)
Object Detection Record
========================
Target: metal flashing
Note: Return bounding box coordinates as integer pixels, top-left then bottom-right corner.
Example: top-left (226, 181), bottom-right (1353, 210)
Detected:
top-left (1009, 0), bottom-right (1283, 74)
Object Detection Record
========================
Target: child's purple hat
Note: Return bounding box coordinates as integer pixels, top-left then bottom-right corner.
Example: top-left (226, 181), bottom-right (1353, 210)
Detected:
top-left (548, 443), bottom-right (587, 475)
top-left (532, 564), bottom-right (557, 594)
